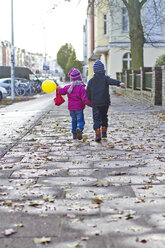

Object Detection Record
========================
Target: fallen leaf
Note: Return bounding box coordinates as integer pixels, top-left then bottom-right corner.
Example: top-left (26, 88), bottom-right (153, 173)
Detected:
top-left (136, 237), bottom-right (148, 243)
top-left (29, 201), bottom-right (43, 207)
top-left (43, 197), bottom-right (55, 202)
top-left (67, 214), bottom-right (76, 218)
top-left (79, 217), bottom-right (85, 222)
top-left (92, 198), bottom-right (103, 204)
top-left (75, 243), bottom-right (83, 248)
top-left (125, 215), bottom-right (134, 220)
top-left (4, 200), bottom-right (12, 207)
top-left (16, 222), bottom-right (24, 227)
top-left (33, 237), bottom-right (51, 244)
top-left (93, 179), bottom-right (110, 187)
top-left (109, 171), bottom-right (127, 176)
top-left (4, 228), bottom-right (17, 236)
top-left (90, 204), bottom-right (100, 209)
top-left (81, 236), bottom-right (89, 241)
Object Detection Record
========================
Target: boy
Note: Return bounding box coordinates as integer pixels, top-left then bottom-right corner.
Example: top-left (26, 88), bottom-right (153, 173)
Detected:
top-left (86, 60), bottom-right (124, 142)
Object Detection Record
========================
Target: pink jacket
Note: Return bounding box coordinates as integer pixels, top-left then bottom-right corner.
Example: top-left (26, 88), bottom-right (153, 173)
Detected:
top-left (58, 84), bottom-right (91, 111)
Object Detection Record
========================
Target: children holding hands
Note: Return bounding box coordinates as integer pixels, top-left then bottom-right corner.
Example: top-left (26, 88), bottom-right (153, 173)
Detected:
top-left (57, 61), bottom-right (124, 142)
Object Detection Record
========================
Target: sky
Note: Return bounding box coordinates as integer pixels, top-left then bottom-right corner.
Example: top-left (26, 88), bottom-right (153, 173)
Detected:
top-left (0, 0), bottom-right (88, 60)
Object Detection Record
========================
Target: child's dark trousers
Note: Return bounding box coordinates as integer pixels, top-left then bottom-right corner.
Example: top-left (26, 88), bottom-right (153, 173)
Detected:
top-left (92, 106), bottom-right (109, 130)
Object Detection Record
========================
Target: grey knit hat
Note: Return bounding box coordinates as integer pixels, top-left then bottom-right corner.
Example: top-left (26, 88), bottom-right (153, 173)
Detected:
top-left (93, 60), bottom-right (105, 74)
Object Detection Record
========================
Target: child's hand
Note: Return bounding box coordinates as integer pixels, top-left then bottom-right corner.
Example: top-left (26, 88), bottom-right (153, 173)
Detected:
top-left (120, 82), bottom-right (125, 87)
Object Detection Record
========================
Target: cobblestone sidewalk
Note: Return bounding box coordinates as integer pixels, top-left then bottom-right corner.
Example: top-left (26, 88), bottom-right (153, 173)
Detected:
top-left (0, 94), bottom-right (165, 248)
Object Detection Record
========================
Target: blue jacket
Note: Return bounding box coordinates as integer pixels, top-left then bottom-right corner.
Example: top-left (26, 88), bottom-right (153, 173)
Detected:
top-left (87, 73), bottom-right (121, 106)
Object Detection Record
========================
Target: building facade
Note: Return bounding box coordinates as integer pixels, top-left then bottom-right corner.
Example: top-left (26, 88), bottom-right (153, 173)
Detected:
top-left (85, 0), bottom-right (165, 79)
top-left (0, 40), bottom-right (62, 79)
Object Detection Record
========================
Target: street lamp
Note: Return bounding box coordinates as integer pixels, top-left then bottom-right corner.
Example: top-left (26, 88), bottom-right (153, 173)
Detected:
top-left (11, 0), bottom-right (15, 100)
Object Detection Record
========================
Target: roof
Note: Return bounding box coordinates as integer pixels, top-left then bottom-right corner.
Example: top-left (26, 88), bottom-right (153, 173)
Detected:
top-left (0, 66), bottom-right (34, 80)
top-left (88, 54), bottom-right (101, 61)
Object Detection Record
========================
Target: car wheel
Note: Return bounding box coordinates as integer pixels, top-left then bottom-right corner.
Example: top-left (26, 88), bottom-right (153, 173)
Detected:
top-left (0, 92), bottom-right (2, 101)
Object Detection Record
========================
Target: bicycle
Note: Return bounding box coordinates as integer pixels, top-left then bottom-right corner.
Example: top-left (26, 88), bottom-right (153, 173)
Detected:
top-left (15, 81), bottom-right (26, 97)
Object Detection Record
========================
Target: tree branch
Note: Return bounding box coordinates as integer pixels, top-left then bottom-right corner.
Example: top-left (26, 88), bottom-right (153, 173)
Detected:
top-left (140, 0), bottom-right (148, 8)
top-left (122, 0), bottom-right (129, 9)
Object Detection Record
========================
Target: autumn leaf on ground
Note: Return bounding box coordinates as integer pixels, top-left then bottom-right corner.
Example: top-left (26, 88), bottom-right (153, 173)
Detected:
top-left (33, 237), bottom-right (51, 244)
top-left (15, 222), bottom-right (24, 227)
top-left (137, 185), bottom-right (153, 189)
top-left (93, 178), bottom-right (110, 187)
top-left (125, 214), bottom-right (134, 220)
top-left (81, 236), bottom-right (89, 241)
top-left (45, 157), bottom-right (52, 161)
top-left (136, 237), bottom-right (148, 243)
top-left (109, 171), bottom-right (127, 176)
top-left (75, 242), bottom-right (83, 248)
top-left (3, 228), bottom-right (17, 236)
top-left (4, 200), bottom-right (12, 207)
top-left (29, 201), bottom-right (43, 207)
top-left (92, 198), bottom-right (103, 204)
top-left (43, 197), bottom-right (55, 202)
top-left (67, 213), bottom-right (76, 218)
top-left (79, 217), bottom-right (85, 222)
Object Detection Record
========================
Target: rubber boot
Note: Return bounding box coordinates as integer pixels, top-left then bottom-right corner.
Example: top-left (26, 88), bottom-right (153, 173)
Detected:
top-left (76, 128), bottom-right (83, 140)
top-left (95, 128), bottom-right (101, 142)
top-left (73, 133), bottom-right (77, 139)
top-left (101, 127), bottom-right (107, 138)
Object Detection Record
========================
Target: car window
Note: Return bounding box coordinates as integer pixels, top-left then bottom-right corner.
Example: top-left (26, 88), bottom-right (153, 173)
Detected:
top-left (4, 80), bottom-right (11, 84)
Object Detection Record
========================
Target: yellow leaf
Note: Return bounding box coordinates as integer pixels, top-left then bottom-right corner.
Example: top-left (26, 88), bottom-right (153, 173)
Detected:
top-left (16, 223), bottom-right (24, 227)
top-left (4, 200), bottom-right (12, 207)
top-left (92, 198), bottom-right (103, 204)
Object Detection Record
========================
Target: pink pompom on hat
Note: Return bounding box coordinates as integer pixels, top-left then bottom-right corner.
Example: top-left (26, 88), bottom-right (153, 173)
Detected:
top-left (68, 68), bottom-right (82, 81)
top-left (68, 68), bottom-right (75, 77)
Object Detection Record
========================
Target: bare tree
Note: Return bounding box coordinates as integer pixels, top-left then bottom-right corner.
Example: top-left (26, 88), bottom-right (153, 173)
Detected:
top-left (59, 0), bottom-right (163, 70)
top-left (91, 0), bottom-right (163, 70)
top-left (121, 0), bottom-right (147, 70)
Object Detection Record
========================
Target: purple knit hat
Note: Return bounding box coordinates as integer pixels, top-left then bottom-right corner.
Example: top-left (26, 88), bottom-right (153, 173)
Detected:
top-left (68, 68), bottom-right (75, 77)
top-left (93, 60), bottom-right (105, 74)
top-left (70, 68), bottom-right (82, 81)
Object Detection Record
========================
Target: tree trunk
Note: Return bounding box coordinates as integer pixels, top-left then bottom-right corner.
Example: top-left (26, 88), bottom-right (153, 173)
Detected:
top-left (122, 0), bottom-right (147, 70)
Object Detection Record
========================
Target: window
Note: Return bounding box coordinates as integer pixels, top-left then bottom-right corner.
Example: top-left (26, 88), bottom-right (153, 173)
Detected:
top-left (122, 53), bottom-right (132, 70)
top-left (122, 8), bottom-right (129, 32)
top-left (103, 14), bottom-right (108, 36)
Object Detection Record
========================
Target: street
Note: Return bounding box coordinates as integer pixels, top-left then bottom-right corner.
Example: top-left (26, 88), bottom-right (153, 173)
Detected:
top-left (0, 93), bottom-right (55, 157)
top-left (0, 92), bottom-right (165, 248)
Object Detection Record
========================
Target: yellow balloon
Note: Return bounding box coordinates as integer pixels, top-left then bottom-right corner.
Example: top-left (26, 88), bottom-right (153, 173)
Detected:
top-left (42, 80), bottom-right (57, 93)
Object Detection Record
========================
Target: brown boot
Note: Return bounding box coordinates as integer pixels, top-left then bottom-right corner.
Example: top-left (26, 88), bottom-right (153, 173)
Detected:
top-left (76, 128), bottom-right (83, 140)
top-left (73, 133), bottom-right (77, 139)
top-left (95, 128), bottom-right (101, 142)
top-left (101, 127), bottom-right (107, 138)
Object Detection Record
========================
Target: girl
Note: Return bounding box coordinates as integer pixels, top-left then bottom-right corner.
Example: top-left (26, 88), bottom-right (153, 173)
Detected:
top-left (58, 68), bottom-right (91, 140)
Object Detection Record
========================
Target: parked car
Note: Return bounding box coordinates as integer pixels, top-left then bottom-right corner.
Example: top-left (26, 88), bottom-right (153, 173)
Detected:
top-left (0, 86), bottom-right (8, 101)
top-left (0, 78), bottom-right (29, 95)
top-left (0, 78), bottom-right (12, 94)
